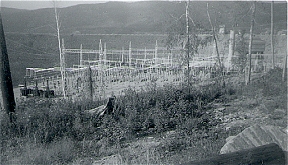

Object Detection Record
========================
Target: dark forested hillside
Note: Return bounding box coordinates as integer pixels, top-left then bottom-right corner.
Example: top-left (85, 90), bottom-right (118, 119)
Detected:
top-left (0, 1), bottom-right (286, 86)
top-left (1, 1), bottom-right (287, 34)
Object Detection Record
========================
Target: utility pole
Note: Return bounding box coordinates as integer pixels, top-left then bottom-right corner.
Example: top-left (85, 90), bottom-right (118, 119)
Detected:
top-left (0, 12), bottom-right (16, 122)
top-left (246, 1), bottom-right (256, 85)
top-left (271, 1), bottom-right (274, 69)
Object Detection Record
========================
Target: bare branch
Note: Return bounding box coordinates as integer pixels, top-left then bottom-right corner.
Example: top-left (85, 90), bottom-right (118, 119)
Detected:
top-left (188, 16), bottom-right (196, 27)
top-left (207, 2), bottom-right (225, 87)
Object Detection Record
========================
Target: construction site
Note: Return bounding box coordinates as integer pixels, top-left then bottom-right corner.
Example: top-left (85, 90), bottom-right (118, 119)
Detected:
top-left (1, 1), bottom-right (287, 165)
top-left (21, 39), bottom-right (187, 101)
top-left (19, 28), bottom-right (285, 102)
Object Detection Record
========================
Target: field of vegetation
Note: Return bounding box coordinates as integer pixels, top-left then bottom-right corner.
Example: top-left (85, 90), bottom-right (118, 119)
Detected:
top-left (1, 67), bottom-right (286, 164)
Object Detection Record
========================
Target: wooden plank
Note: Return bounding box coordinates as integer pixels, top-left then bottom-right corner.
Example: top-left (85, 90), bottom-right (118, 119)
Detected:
top-left (180, 143), bottom-right (287, 165)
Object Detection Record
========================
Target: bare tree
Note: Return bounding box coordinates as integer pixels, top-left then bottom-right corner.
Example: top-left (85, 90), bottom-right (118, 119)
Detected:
top-left (246, 1), bottom-right (256, 85)
top-left (53, 1), bottom-right (66, 98)
top-left (0, 12), bottom-right (16, 122)
top-left (87, 66), bottom-right (93, 101)
top-left (283, 53), bottom-right (287, 82)
top-left (185, 0), bottom-right (190, 89)
top-left (165, 1), bottom-right (200, 89)
top-left (206, 3), bottom-right (225, 87)
top-left (283, 2), bottom-right (288, 82)
top-left (271, 1), bottom-right (274, 69)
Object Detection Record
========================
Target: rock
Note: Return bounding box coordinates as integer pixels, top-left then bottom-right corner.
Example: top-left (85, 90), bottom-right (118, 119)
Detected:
top-left (216, 107), bottom-right (226, 112)
top-left (225, 136), bottom-right (236, 142)
top-left (93, 154), bottom-right (123, 165)
top-left (165, 130), bottom-right (177, 138)
top-left (271, 109), bottom-right (286, 119)
top-left (203, 133), bottom-right (209, 138)
top-left (220, 124), bottom-right (287, 154)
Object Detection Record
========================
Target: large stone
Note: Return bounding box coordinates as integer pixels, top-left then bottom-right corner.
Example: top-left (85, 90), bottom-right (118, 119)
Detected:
top-left (93, 154), bottom-right (123, 165)
top-left (220, 124), bottom-right (287, 154)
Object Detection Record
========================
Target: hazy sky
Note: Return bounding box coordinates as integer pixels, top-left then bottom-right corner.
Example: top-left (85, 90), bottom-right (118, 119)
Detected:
top-left (1, 0), bottom-right (285, 10)
top-left (1, 0), bottom-right (151, 10)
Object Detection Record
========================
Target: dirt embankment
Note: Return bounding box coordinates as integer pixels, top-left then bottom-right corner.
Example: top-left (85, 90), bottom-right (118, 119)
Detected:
top-left (88, 69), bottom-right (287, 165)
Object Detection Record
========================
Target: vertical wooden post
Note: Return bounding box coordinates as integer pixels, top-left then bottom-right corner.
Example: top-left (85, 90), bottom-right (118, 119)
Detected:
top-left (227, 30), bottom-right (235, 71)
top-left (87, 66), bottom-right (93, 101)
top-left (155, 40), bottom-right (158, 64)
top-left (0, 12), bottom-right (16, 120)
top-left (129, 41), bottom-right (132, 69)
top-left (99, 39), bottom-right (102, 62)
top-left (246, 1), bottom-right (256, 85)
top-left (121, 47), bottom-right (124, 64)
top-left (61, 38), bottom-right (66, 98)
top-left (171, 50), bottom-right (173, 66)
top-left (80, 44), bottom-right (83, 66)
top-left (104, 42), bottom-right (107, 67)
top-left (144, 47), bottom-right (147, 64)
top-left (99, 40), bottom-right (104, 99)
top-left (34, 79), bottom-right (39, 96)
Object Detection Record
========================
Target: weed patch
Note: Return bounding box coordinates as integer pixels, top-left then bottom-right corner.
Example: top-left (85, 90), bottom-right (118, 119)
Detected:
top-left (1, 68), bottom-right (285, 164)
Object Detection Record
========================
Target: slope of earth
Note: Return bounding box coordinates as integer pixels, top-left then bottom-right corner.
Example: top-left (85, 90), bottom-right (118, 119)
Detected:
top-left (73, 68), bottom-right (287, 165)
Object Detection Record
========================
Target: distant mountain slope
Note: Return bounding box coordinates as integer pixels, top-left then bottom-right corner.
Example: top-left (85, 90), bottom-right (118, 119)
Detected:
top-left (1, 1), bottom-right (287, 34)
top-left (1, 1), bottom-right (287, 87)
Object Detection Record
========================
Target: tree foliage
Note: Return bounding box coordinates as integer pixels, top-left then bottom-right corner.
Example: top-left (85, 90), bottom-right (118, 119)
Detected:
top-left (165, 11), bottom-right (203, 66)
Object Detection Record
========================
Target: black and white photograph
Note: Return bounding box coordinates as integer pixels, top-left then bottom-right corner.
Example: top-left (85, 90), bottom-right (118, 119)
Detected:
top-left (0, 0), bottom-right (287, 164)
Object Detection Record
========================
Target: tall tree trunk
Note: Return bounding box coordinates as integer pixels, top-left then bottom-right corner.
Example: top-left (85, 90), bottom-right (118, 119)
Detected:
top-left (246, 1), bottom-right (256, 85)
top-left (271, 1), bottom-right (274, 69)
top-left (207, 3), bottom-right (225, 87)
top-left (54, 2), bottom-right (66, 99)
top-left (186, 0), bottom-right (190, 92)
top-left (283, 2), bottom-right (288, 82)
top-left (87, 66), bottom-right (93, 101)
top-left (0, 12), bottom-right (16, 122)
top-left (283, 53), bottom-right (287, 82)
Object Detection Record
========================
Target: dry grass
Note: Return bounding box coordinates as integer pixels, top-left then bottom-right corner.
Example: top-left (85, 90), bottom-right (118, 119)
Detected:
top-left (1, 68), bottom-right (286, 165)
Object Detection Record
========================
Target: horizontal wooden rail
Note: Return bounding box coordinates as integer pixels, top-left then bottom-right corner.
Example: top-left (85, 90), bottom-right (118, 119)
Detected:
top-left (180, 143), bottom-right (287, 165)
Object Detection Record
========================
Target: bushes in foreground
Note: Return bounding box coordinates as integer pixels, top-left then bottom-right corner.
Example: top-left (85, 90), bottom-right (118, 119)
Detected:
top-left (1, 74), bottom-right (252, 164)
top-left (0, 84), bottom-right (226, 164)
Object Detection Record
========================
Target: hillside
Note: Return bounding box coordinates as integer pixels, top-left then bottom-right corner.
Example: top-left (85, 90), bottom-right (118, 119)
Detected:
top-left (1, 1), bottom-right (287, 34)
top-left (0, 1), bottom-right (287, 86)
top-left (0, 2), bottom-right (287, 164)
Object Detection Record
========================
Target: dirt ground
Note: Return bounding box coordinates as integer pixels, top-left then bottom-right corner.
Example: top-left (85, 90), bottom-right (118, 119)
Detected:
top-left (90, 71), bottom-right (287, 164)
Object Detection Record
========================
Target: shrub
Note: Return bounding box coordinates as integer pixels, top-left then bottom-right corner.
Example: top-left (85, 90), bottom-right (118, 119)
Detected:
top-left (1, 76), bottom-right (239, 164)
top-left (2, 136), bottom-right (75, 165)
